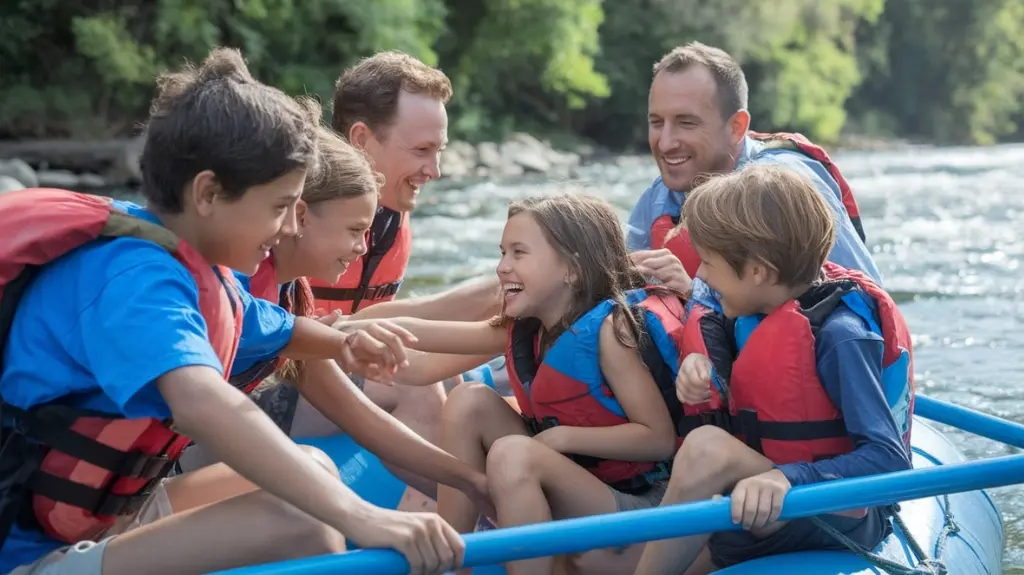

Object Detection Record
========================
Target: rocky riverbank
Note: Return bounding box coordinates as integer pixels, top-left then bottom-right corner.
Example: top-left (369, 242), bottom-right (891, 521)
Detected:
top-left (0, 132), bottom-right (595, 195)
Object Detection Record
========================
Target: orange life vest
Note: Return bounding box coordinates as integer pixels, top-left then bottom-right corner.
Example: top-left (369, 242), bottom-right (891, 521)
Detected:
top-left (651, 131), bottom-right (865, 279)
top-left (0, 188), bottom-right (243, 545)
top-left (309, 207), bottom-right (410, 315)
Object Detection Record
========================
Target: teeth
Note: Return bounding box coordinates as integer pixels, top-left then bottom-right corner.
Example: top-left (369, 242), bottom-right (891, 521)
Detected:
top-left (664, 156), bottom-right (690, 166)
top-left (503, 283), bottom-right (525, 292)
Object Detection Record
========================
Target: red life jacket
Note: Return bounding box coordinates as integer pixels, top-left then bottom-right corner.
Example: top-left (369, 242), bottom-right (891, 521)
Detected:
top-left (505, 288), bottom-right (710, 493)
top-left (228, 256), bottom-right (315, 394)
top-left (726, 263), bottom-right (914, 466)
top-left (651, 131), bottom-right (866, 279)
top-left (0, 188), bottom-right (243, 545)
top-left (309, 207), bottom-right (410, 315)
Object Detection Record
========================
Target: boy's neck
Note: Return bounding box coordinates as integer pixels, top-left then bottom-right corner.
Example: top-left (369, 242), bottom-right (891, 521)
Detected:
top-left (156, 211), bottom-right (218, 264)
top-left (755, 282), bottom-right (812, 315)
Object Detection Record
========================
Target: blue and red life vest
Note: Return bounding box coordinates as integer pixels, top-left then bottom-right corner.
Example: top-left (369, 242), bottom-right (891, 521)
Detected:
top-left (504, 288), bottom-right (711, 493)
top-left (650, 131), bottom-right (866, 279)
top-left (684, 263), bottom-right (913, 470)
top-left (0, 188), bottom-right (243, 545)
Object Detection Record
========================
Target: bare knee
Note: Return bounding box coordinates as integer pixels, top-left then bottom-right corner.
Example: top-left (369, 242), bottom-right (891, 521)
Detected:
top-left (443, 382), bottom-right (501, 427)
top-left (299, 445), bottom-right (340, 480)
top-left (485, 435), bottom-right (541, 491)
top-left (670, 425), bottom-right (737, 487)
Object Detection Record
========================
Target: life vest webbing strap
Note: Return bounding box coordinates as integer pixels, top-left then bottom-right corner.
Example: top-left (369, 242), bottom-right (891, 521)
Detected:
top-left (731, 409), bottom-right (848, 453)
top-left (228, 358), bottom-right (280, 392)
top-left (310, 280), bottom-right (402, 303)
top-left (6, 405), bottom-right (173, 479)
top-left (28, 470), bottom-right (155, 518)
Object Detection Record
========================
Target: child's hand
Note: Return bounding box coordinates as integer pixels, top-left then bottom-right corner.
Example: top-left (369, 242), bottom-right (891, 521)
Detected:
top-left (730, 468), bottom-right (791, 531)
top-left (630, 248), bottom-right (692, 293)
top-left (345, 507), bottom-right (464, 575)
top-left (676, 353), bottom-right (713, 404)
top-left (316, 309), bottom-right (346, 326)
top-left (337, 321), bottom-right (418, 383)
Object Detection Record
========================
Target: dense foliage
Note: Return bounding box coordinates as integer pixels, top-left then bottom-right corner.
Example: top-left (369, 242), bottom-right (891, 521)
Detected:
top-left (2, 0), bottom-right (1022, 148)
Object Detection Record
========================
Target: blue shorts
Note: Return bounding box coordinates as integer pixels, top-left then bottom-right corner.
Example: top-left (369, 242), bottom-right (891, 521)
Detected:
top-left (708, 507), bottom-right (891, 568)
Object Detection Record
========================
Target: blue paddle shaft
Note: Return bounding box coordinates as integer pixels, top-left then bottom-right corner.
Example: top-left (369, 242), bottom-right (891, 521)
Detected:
top-left (212, 452), bottom-right (1024, 575)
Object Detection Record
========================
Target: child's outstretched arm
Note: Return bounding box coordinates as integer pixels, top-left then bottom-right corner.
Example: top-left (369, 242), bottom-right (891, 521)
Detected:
top-left (778, 312), bottom-right (913, 487)
top-left (536, 315), bottom-right (677, 462)
top-left (158, 365), bottom-right (465, 568)
top-left (335, 316), bottom-right (508, 358)
top-left (393, 351), bottom-right (498, 387)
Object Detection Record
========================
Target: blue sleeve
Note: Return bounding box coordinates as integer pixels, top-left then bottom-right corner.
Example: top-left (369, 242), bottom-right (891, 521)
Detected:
top-left (756, 152), bottom-right (883, 285)
top-left (232, 286), bottom-right (295, 373)
top-left (76, 256), bottom-right (224, 420)
top-left (775, 309), bottom-right (912, 487)
top-left (626, 186), bottom-right (656, 252)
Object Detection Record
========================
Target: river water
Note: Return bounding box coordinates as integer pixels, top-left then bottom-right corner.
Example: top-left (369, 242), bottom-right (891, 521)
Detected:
top-left (407, 144), bottom-right (1024, 571)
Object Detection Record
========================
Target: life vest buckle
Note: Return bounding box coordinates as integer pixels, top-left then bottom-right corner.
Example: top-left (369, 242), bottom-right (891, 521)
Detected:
top-left (120, 453), bottom-right (175, 480)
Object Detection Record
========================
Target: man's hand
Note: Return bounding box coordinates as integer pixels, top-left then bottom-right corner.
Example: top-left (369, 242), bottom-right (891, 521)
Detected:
top-left (345, 507), bottom-right (465, 575)
top-left (335, 320), bottom-right (418, 383)
top-left (730, 469), bottom-right (791, 531)
top-left (630, 249), bottom-right (692, 293)
top-left (675, 353), bottom-right (713, 405)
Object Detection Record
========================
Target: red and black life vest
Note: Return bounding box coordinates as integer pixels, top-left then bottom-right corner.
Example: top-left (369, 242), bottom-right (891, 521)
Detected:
top-left (308, 207), bottom-right (410, 315)
top-left (0, 188), bottom-right (243, 545)
top-left (505, 288), bottom-right (711, 493)
top-left (684, 264), bottom-right (913, 467)
top-left (651, 131), bottom-right (866, 279)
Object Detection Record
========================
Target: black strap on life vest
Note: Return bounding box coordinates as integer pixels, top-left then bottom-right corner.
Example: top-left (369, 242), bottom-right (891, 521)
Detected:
top-left (310, 207), bottom-right (403, 313)
top-left (0, 404), bottom-right (177, 546)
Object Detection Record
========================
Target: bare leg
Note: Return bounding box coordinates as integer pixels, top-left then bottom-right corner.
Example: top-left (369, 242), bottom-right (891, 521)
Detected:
top-left (485, 435), bottom-right (624, 575)
top-left (437, 383), bottom-right (527, 534)
top-left (100, 486), bottom-right (347, 575)
top-left (632, 426), bottom-right (774, 575)
top-left (163, 445), bottom-right (337, 513)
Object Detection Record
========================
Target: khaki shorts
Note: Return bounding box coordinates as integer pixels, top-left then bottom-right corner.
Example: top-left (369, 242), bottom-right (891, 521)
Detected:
top-left (8, 479), bottom-right (173, 575)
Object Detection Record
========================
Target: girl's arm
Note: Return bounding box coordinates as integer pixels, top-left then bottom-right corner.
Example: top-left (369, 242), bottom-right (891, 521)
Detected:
top-left (295, 359), bottom-right (488, 497)
top-left (544, 315), bottom-right (677, 462)
top-left (338, 317), bottom-right (507, 357)
top-left (393, 351), bottom-right (498, 387)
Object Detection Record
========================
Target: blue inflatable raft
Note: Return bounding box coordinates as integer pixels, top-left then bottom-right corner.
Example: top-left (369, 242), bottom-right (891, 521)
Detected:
top-left (286, 414), bottom-right (1004, 575)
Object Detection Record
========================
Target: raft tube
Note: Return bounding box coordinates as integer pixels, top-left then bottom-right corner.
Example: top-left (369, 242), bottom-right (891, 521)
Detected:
top-left (298, 415), bottom-right (1002, 574)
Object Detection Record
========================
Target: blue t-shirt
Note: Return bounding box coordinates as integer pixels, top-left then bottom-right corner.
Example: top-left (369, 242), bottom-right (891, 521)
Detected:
top-left (777, 306), bottom-right (912, 486)
top-left (0, 200), bottom-right (293, 572)
top-left (228, 270), bottom-right (294, 376)
top-left (626, 136), bottom-right (882, 284)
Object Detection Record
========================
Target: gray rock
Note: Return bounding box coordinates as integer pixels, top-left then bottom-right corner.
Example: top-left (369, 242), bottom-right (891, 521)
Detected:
top-left (77, 173), bottom-right (107, 188)
top-left (0, 159), bottom-right (38, 188)
top-left (0, 175), bottom-right (26, 195)
top-left (502, 140), bottom-right (552, 173)
top-left (36, 170), bottom-right (80, 189)
top-left (477, 142), bottom-right (504, 169)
